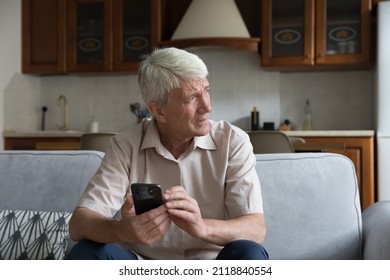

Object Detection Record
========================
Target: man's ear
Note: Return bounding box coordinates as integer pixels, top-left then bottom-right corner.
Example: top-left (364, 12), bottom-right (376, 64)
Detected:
top-left (149, 102), bottom-right (167, 123)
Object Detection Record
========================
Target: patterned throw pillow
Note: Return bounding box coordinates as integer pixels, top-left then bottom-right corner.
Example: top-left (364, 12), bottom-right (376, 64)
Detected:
top-left (0, 209), bottom-right (72, 260)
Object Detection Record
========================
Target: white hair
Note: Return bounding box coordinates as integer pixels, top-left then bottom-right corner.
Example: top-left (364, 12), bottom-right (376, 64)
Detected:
top-left (138, 47), bottom-right (208, 106)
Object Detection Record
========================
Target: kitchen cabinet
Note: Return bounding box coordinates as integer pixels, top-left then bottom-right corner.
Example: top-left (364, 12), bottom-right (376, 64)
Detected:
top-left (67, 0), bottom-right (160, 72)
top-left (22, 0), bottom-right (160, 74)
top-left (261, 0), bottom-right (372, 70)
top-left (4, 137), bottom-right (81, 150)
top-left (301, 136), bottom-right (375, 211)
top-left (22, 0), bottom-right (67, 74)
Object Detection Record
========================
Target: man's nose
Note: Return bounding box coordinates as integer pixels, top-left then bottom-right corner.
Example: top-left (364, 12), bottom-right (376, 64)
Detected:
top-left (198, 93), bottom-right (212, 113)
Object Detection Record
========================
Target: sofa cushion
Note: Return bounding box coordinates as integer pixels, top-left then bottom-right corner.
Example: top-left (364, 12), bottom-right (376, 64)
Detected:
top-left (0, 209), bottom-right (71, 260)
top-left (256, 153), bottom-right (362, 259)
top-left (0, 151), bottom-right (104, 213)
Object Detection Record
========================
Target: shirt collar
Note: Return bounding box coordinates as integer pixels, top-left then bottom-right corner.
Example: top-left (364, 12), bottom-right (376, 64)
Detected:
top-left (193, 132), bottom-right (217, 151)
top-left (140, 118), bottom-right (162, 151)
top-left (140, 119), bottom-right (217, 152)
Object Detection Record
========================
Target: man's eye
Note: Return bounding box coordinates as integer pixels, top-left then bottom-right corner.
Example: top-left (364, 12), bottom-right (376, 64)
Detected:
top-left (188, 96), bottom-right (197, 102)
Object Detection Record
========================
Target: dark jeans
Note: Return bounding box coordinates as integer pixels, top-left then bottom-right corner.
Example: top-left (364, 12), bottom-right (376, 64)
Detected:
top-left (67, 239), bottom-right (269, 260)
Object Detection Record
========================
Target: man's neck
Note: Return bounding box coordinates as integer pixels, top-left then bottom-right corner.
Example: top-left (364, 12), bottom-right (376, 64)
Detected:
top-left (156, 124), bottom-right (193, 159)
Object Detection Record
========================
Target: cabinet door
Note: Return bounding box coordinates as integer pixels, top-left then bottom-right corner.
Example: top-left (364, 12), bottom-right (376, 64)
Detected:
top-left (67, 0), bottom-right (113, 72)
top-left (315, 0), bottom-right (371, 65)
top-left (4, 137), bottom-right (80, 150)
top-left (113, 0), bottom-right (160, 72)
top-left (22, 0), bottom-right (66, 73)
top-left (261, 0), bottom-right (315, 67)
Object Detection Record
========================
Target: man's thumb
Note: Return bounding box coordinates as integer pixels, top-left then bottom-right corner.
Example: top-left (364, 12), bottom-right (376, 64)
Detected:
top-left (121, 194), bottom-right (134, 214)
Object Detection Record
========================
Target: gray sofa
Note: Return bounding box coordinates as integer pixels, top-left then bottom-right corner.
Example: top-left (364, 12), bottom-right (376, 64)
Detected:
top-left (0, 151), bottom-right (104, 260)
top-left (0, 150), bottom-right (389, 259)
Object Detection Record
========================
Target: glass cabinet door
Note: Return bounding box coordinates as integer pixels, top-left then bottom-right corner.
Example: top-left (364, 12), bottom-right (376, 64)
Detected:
top-left (272, 0), bottom-right (305, 57)
top-left (326, 0), bottom-right (361, 55)
top-left (76, 3), bottom-right (105, 64)
top-left (67, 0), bottom-right (112, 72)
top-left (122, 0), bottom-right (151, 62)
top-left (315, 0), bottom-right (371, 65)
top-left (262, 0), bottom-right (371, 69)
top-left (113, 0), bottom-right (159, 71)
top-left (261, 0), bottom-right (315, 67)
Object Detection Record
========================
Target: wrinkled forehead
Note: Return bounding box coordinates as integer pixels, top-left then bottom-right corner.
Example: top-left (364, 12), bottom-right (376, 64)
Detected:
top-left (181, 78), bottom-right (209, 93)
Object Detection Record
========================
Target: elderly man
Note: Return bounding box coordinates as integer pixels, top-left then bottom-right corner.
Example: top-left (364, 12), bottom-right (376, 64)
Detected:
top-left (68, 47), bottom-right (268, 260)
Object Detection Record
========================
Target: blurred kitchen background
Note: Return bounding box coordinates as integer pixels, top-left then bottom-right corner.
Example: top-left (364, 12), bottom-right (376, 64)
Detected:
top-left (0, 1), bottom-right (373, 149)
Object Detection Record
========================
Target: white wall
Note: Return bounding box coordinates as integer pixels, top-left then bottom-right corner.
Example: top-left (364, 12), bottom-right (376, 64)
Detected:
top-left (0, 0), bottom-right (41, 150)
top-left (37, 48), bottom-right (281, 133)
top-left (1, 1), bottom-right (375, 148)
top-left (0, 0), bottom-right (21, 149)
top-left (35, 48), bottom-right (373, 133)
top-left (280, 70), bottom-right (374, 130)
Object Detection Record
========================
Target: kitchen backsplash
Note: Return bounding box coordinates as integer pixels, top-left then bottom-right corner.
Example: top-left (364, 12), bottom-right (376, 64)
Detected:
top-left (3, 48), bottom-right (374, 133)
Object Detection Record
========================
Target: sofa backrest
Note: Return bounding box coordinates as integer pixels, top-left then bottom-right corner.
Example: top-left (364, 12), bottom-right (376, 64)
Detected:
top-left (256, 152), bottom-right (362, 260)
top-left (0, 151), bottom-right (104, 213)
top-left (0, 150), bottom-right (363, 259)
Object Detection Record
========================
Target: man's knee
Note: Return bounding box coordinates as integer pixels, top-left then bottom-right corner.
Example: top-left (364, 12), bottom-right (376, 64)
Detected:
top-left (216, 239), bottom-right (269, 260)
top-left (67, 239), bottom-right (137, 260)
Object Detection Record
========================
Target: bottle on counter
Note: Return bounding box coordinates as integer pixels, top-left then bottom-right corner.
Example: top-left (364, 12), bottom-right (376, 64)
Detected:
top-left (89, 116), bottom-right (99, 133)
top-left (302, 99), bottom-right (312, 130)
top-left (251, 106), bottom-right (260, 131)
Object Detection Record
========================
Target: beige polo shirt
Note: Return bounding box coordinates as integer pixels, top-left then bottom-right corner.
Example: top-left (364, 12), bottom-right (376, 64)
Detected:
top-left (77, 118), bottom-right (263, 259)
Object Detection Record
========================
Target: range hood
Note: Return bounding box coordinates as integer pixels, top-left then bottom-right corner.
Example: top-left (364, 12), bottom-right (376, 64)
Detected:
top-left (161, 0), bottom-right (260, 51)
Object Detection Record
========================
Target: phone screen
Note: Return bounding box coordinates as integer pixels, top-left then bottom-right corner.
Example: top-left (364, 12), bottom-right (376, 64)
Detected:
top-left (130, 183), bottom-right (163, 215)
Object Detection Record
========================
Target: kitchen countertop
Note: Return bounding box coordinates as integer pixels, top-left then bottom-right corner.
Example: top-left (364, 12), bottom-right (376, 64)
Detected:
top-left (3, 130), bottom-right (86, 138)
top-left (4, 129), bottom-right (375, 138)
top-left (283, 130), bottom-right (375, 137)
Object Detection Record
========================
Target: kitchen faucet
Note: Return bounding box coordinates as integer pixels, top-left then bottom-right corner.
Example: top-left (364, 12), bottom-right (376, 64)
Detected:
top-left (57, 95), bottom-right (69, 131)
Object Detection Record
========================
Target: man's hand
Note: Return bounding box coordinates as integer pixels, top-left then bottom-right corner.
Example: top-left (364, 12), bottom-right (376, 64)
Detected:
top-left (120, 194), bottom-right (171, 246)
top-left (163, 186), bottom-right (207, 239)
top-left (162, 186), bottom-right (266, 246)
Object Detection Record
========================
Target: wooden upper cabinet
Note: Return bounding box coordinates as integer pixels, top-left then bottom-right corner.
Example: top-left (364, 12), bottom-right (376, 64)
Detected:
top-left (112, 0), bottom-right (161, 71)
top-left (22, 0), bottom-right (66, 74)
top-left (261, 0), bottom-right (372, 70)
top-left (315, 0), bottom-right (371, 66)
top-left (261, 0), bottom-right (315, 67)
top-left (67, 0), bottom-right (113, 72)
top-left (67, 0), bottom-right (160, 72)
top-left (22, 0), bottom-right (160, 73)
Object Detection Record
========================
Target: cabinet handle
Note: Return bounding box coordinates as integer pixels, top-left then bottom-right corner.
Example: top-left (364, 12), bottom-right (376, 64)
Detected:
top-left (318, 53), bottom-right (325, 58)
top-left (305, 54), bottom-right (310, 59)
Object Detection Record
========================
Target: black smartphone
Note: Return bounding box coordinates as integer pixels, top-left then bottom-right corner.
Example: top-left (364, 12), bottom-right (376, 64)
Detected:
top-left (130, 183), bottom-right (163, 215)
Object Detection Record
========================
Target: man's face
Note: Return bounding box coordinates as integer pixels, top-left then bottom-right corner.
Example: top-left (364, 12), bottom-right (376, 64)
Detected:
top-left (158, 78), bottom-right (212, 139)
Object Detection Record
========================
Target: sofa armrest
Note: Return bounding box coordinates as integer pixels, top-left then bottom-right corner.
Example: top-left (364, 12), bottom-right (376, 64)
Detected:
top-left (362, 201), bottom-right (390, 260)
